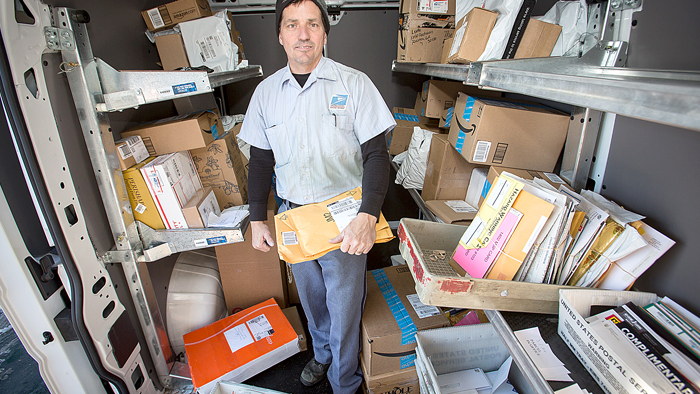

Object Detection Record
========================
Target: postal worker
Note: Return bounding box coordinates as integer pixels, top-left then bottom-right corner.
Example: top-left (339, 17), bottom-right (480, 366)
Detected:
top-left (237, 0), bottom-right (395, 391)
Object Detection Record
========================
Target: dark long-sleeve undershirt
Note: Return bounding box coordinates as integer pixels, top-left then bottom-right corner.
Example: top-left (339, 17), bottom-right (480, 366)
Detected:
top-left (247, 133), bottom-right (391, 221)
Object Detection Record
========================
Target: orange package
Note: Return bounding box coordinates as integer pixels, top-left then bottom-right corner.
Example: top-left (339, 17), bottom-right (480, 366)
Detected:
top-left (184, 298), bottom-right (300, 393)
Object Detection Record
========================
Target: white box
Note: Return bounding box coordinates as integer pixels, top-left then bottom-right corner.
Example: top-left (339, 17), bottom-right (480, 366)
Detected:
top-left (558, 289), bottom-right (665, 394)
top-left (140, 151), bottom-right (203, 229)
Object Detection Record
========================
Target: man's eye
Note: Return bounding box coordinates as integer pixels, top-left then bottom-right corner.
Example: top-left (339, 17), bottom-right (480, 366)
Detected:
top-left (310, 23), bottom-right (318, 28)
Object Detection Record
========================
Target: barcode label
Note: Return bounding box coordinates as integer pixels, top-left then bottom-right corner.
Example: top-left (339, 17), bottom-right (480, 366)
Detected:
top-left (473, 141), bottom-right (491, 163)
top-left (282, 231), bottom-right (298, 246)
top-left (135, 203), bottom-right (147, 214)
top-left (327, 196), bottom-right (362, 232)
top-left (492, 143), bottom-right (508, 164)
top-left (406, 294), bottom-right (441, 318)
top-left (147, 8), bottom-right (165, 29)
top-left (445, 200), bottom-right (477, 213)
top-left (117, 143), bottom-right (133, 160)
top-left (543, 172), bottom-right (565, 184)
top-left (247, 314), bottom-right (274, 341)
top-left (224, 324), bottom-right (254, 353)
top-left (485, 178), bottom-right (511, 208)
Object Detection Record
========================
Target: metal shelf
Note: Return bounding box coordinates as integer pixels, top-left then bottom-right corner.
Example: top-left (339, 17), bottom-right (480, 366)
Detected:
top-left (389, 160), bottom-right (438, 222)
top-left (393, 41), bottom-right (700, 132)
top-left (209, 65), bottom-right (263, 88)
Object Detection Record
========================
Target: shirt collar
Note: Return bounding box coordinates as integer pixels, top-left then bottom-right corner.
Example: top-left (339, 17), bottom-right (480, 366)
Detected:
top-left (281, 57), bottom-right (336, 89)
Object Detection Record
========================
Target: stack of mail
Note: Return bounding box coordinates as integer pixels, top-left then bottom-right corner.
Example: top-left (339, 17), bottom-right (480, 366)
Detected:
top-left (451, 172), bottom-right (674, 288)
top-left (274, 187), bottom-right (394, 264)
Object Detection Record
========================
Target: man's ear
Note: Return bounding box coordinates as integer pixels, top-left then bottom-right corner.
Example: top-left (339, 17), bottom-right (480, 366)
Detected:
top-left (279, 34), bottom-right (283, 46)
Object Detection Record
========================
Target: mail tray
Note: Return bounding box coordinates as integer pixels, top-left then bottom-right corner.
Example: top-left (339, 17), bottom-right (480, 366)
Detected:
top-left (397, 218), bottom-right (586, 314)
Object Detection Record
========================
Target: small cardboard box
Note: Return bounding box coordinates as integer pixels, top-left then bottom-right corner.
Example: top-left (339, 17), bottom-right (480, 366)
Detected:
top-left (439, 107), bottom-right (453, 129)
top-left (414, 80), bottom-right (500, 119)
top-left (141, 0), bottom-right (212, 32)
top-left (425, 200), bottom-right (477, 225)
top-left (514, 19), bottom-right (562, 59)
top-left (154, 32), bottom-right (190, 70)
top-left (397, 23), bottom-right (454, 64)
top-left (140, 151), bottom-right (203, 229)
top-left (190, 131), bottom-right (248, 209)
top-left (115, 135), bottom-right (149, 171)
top-left (182, 187), bottom-right (220, 228)
top-left (282, 306), bottom-right (307, 352)
top-left (122, 157), bottom-right (165, 230)
top-left (362, 266), bottom-right (450, 376)
top-left (215, 195), bottom-right (287, 313)
top-left (183, 298), bottom-right (300, 394)
top-left (447, 93), bottom-right (569, 172)
top-left (361, 358), bottom-right (419, 394)
top-left (121, 111), bottom-right (222, 156)
top-left (558, 289), bottom-right (663, 394)
top-left (422, 134), bottom-right (487, 201)
top-left (442, 8), bottom-right (498, 64)
top-left (478, 166), bottom-right (571, 207)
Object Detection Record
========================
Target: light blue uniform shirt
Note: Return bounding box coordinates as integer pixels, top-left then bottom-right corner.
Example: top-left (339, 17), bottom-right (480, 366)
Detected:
top-left (239, 57), bottom-right (396, 205)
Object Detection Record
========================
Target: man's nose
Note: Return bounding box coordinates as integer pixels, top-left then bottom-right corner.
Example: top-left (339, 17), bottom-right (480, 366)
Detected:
top-left (298, 24), bottom-right (310, 40)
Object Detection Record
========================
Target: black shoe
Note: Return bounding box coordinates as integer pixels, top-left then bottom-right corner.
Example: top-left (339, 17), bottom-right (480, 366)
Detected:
top-left (300, 358), bottom-right (330, 387)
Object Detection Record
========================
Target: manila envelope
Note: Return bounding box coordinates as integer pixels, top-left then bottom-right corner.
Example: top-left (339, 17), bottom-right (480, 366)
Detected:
top-left (274, 187), bottom-right (394, 264)
top-left (486, 190), bottom-right (555, 281)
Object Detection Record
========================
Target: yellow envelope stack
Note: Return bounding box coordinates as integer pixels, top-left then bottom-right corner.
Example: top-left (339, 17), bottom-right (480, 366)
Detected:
top-left (274, 187), bottom-right (394, 264)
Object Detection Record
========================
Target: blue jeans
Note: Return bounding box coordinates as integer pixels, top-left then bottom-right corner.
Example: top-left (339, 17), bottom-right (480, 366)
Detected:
top-left (280, 203), bottom-right (367, 394)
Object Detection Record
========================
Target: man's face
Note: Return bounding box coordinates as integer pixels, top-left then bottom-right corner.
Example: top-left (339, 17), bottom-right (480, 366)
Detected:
top-left (278, 0), bottom-right (327, 74)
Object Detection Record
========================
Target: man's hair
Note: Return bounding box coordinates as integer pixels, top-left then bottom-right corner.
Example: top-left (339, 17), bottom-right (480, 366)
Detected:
top-left (275, 0), bottom-right (331, 36)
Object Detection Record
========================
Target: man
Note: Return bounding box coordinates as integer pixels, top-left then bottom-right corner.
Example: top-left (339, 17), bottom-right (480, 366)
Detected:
top-left (237, 0), bottom-right (394, 392)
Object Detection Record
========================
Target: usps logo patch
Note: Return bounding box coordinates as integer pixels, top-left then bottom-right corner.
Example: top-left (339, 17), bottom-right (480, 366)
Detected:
top-left (329, 94), bottom-right (348, 110)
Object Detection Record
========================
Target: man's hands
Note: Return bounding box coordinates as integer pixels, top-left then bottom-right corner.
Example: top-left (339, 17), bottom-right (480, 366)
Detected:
top-left (329, 212), bottom-right (378, 255)
top-left (250, 221), bottom-right (275, 252)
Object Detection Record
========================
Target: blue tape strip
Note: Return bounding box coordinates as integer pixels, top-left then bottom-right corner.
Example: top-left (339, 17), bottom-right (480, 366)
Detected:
top-left (394, 113), bottom-right (420, 123)
top-left (444, 107), bottom-right (453, 128)
top-left (455, 131), bottom-right (465, 153)
top-left (400, 354), bottom-right (416, 369)
top-left (462, 96), bottom-right (476, 122)
top-left (211, 124), bottom-right (219, 140)
top-left (371, 269), bottom-right (417, 346)
top-left (482, 179), bottom-right (491, 200)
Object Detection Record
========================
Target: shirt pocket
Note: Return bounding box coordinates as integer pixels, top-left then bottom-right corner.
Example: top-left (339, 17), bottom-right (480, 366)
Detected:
top-left (321, 114), bottom-right (358, 158)
top-left (264, 123), bottom-right (293, 166)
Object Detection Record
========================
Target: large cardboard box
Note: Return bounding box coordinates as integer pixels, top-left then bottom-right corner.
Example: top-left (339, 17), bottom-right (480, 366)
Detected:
top-left (121, 111), bottom-right (222, 156)
top-left (477, 165), bottom-right (571, 207)
top-left (362, 266), bottom-right (450, 376)
top-left (400, 0), bottom-right (456, 16)
top-left (183, 298), bottom-right (300, 394)
top-left (389, 108), bottom-right (441, 155)
top-left (442, 8), bottom-right (498, 64)
top-left (447, 93), bottom-right (569, 172)
top-left (141, 0), bottom-right (212, 32)
top-left (397, 25), bottom-right (454, 64)
top-left (154, 33), bottom-right (190, 70)
top-left (215, 195), bottom-right (287, 313)
top-left (123, 157), bottom-right (165, 230)
top-left (115, 135), bottom-right (149, 171)
top-left (140, 151), bottom-right (203, 229)
top-left (558, 289), bottom-right (665, 394)
top-left (181, 187), bottom-right (219, 228)
top-left (424, 200), bottom-right (477, 225)
top-left (190, 130), bottom-right (248, 209)
top-left (414, 80), bottom-right (500, 119)
top-left (361, 358), bottom-right (419, 394)
top-left (514, 19), bottom-right (562, 59)
top-left (421, 134), bottom-right (487, 201)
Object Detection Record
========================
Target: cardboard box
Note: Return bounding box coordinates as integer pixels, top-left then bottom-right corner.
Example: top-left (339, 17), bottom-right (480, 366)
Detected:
top-left (122, 157), bottom-right (165, 230)
top-left (361, 357), bottom-right (419, 394)
top-left (438, 107), bottom-right (453, 129)
top-left (400, 0), bottom-right (456, 16)
top-left (558, 289), bottom-right (664, 394)
top-left (282, 306), bottom-right (307, 352)
top-left (397, 25), bottom-right (454, 64)
top-left (414, 80), bottom-right (500, 119)
top-left (447, 93), bottom-right (569, 172)
top-left (141, 0), bottom-right (212, 32)
top-left (477, 165), bottom-right (572, 207)
top-left (154, 33), bottom-right (190, 70)
top-left (182, 187), bottom-right (220, 228)
top-left (140, 151), bottom-right (203, 229)
top-left (421, 134), bottom-right (487, 201)
top-left (442, 8), bottom-right (498, 64)
top-left (362, 266), bottom-right (450, 376)
top-left (115, 135), bottom-right (149, 171)
top-left (121, 111), bottom-right (222, 156)
top-left (215, 195), bottom-right (287, 313)
top-left (190, 131), bottom-right (248, 209)
top-left (425, 200), bottom-right (477, 225)
top-left (389, 108), bottom-right (441, 156)
top-left (183, 298), bottom-right (300, 394)
top-left (514, 19), bottom-right (562, 59)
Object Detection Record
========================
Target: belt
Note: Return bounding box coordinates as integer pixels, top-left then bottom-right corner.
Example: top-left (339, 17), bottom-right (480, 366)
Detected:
top-left (282, 199), bottom-right (303, 209)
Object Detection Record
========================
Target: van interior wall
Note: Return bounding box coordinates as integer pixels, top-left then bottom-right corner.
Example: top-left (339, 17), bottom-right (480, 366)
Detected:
top-left (598, 0), bottom-right (700, 316)
top-left (225, 9), bottom-right (427, 115)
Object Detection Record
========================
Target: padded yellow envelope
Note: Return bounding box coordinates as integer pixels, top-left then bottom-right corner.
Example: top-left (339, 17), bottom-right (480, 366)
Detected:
top-left (274, 187), bottom-right (394, 264)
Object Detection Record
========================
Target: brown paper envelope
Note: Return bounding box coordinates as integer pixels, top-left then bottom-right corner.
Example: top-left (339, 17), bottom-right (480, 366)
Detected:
top-left (485, 190), bottom-right (554, 281)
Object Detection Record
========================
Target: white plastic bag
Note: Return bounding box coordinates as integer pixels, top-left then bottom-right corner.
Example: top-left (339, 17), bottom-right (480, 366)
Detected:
top-left (178, 11), bottom-right (238, 72)
top-left (456, 0), bottom-right (526, 61)
top-left (395, 127), bottom-right (436, 190)
top-left (535, 0), bottom-right (589, 57)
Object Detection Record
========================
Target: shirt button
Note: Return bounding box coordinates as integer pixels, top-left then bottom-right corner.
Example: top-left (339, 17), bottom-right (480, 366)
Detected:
top-left (302, 172), bottom-right (307, 176)
top-left (305, 196), bottom-right (310, 200)
top-left (298, 118), bottom-right (303, 122)
top-left (300, 145), bottom-right (305, 149)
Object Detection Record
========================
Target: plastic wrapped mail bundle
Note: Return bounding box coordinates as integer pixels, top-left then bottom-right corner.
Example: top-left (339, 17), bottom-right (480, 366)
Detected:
top-left (274, 187), bottom-right (394, 264)
top-left (179, 11), bottom-right (238, 73)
